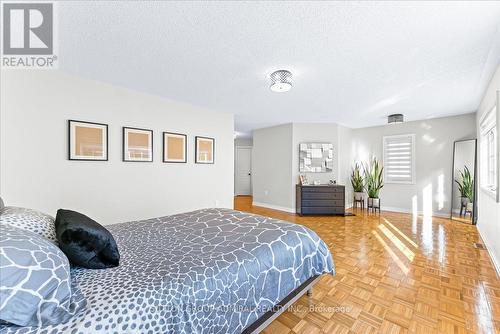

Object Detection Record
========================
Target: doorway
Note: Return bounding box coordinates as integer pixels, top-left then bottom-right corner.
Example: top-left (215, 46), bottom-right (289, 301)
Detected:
top-left (235, 147), bottom-right (252, 195)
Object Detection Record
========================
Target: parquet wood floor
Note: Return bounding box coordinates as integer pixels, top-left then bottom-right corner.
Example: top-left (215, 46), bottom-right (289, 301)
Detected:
top-left (233, 196), bottom-right (500, 334)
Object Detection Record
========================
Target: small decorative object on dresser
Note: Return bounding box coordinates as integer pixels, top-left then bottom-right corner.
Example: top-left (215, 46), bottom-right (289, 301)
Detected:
top-left (296, 184), bottom-right (345, 216)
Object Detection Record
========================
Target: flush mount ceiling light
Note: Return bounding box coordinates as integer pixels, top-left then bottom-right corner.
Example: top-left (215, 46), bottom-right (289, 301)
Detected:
top-left (388, 114), bottom-right (404, 124)
top-left (269, 70), bottom-right (292, 92)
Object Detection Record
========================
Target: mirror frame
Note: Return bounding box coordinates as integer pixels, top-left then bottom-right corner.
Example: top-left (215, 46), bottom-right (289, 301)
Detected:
top-left (450, 139), bottom-right (478, 224)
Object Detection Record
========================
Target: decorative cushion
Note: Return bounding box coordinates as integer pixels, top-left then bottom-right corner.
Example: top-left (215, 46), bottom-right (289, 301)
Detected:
top-left (0, 224), bottom-right (86, 326)
top-left (0, 207), bottom-right (57, 244)
top-left (55, 209), bottom-right (120, 269)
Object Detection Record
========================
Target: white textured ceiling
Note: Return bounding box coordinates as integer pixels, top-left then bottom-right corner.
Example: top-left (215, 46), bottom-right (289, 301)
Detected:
top-left (58, 1), bottom-right (500, 137)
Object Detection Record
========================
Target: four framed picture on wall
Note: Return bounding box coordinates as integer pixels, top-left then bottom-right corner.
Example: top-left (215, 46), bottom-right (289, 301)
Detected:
top-left (123, 127), bottom-right (153, 162)
top-left (163, 132), bottom-right (187, 163)
top-left (68, 120), bottom-right (108, 161)
top-left (195, 136), bottom-right (215, 164)
top-left (68, 120), bottom-right (214, 164)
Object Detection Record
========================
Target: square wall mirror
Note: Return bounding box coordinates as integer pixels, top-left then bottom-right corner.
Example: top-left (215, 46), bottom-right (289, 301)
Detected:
top-left (299, 143), bottom-right (333, 173)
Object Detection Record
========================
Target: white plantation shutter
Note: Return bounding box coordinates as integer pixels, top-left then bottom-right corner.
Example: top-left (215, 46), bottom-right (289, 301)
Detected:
top-left (480, 104), bottom-right (498, 194)
top-left (383, 134), bottom-right (416, 184)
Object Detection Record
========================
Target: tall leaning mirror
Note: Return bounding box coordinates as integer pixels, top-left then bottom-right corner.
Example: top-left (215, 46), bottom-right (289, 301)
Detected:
top-left (451, 139), bottom-right (477, 224)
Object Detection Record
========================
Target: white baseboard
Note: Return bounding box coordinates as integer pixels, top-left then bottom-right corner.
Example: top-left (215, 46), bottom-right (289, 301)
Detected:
top-left (252, 201), bottom-right (296, 213)
top-left (476, 227), bottom-right (500, 278)
top-left (252, 202), bottom-right (449, 219)
top-left (380, 206), bottom-right (450, 218)
top-left (254, 201), bottom-right (354, 213)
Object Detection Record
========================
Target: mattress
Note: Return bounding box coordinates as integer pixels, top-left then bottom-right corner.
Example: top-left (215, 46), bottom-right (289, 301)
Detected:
top-left (0, 208), bottom-right (334, 334)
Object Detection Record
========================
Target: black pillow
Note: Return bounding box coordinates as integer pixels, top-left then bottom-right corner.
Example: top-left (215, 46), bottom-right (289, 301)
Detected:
top-left (55, 209), bottom-right (120, 269)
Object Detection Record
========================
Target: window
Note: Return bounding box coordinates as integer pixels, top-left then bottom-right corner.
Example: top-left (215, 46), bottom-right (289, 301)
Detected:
top-left (480, 105), bottom-right (498, 195)
top-left (383, 134), bottom-right (416, 184)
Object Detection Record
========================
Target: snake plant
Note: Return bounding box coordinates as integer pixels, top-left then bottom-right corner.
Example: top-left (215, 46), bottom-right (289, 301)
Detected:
top-left (351, 163), bottom-right (364, 192)
top-left (363, 157), bottom-right (384, 198)
top-left (455, 166), bottom-right (474, 202)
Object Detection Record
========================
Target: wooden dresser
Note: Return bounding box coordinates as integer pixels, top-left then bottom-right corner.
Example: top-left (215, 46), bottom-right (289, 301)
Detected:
top-left (296, 184), bottom-right (345, 216)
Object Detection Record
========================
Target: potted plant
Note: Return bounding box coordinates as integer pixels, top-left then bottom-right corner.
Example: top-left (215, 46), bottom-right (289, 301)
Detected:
top-left (364, 157), bottom-right (384, 210)
top-left (455, 166), bottom-right (474, 212)
top-left (351, 163), bottom-right (364, 201)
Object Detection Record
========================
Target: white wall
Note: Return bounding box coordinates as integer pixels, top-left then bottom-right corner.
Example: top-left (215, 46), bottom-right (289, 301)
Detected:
top-left (351, 114), bottom-right (477, 216)
top-left (252, 124), bottom-right (293, 211)
top-left (338, 125), bottom-right (354, 207)
top-left (291, 123), bottom-right (339, 187)
top-left (291, 123), bottom-right (343, 208)
top-left (476, 64), bottom-right (500, 273)
top-left (235, 138), bottom-right (253, 147)
top-left (252, 115), bottom-right (476, 216)
top-left (253, 122), bottom-right (352, 211)
top-left (0, 71), bottom-right (234, 224)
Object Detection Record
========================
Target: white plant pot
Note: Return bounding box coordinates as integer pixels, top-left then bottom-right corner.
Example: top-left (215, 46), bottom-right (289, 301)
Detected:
top-left (368, 197), bottom-right (380, 208)
top-left (354, 192), bottom-right (364, 201)
top-left (461, 197), bottom-right (469, 206)
top-left (466, 202), bottom-right (473, 212)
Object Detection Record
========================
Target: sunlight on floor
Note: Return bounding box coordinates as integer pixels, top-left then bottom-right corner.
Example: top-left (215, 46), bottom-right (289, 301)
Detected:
top-left (411, 195), bottom-right (418, 235)
top-left (378, 223), bottom-right (415, 261)
top-left (477, 285), bottom-right (494, 333)
top-left (438, 224), bottom-right (446, 265)
top-left (382, 217), bottom-right (419, 249)
top-left (372, 230), bottom-right (410, 275)
top-left (422, 184), bottom-right (434, 253)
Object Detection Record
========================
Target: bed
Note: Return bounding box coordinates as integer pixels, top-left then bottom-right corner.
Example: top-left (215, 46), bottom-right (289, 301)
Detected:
top-left (0, 208), bottom-right (334, 334)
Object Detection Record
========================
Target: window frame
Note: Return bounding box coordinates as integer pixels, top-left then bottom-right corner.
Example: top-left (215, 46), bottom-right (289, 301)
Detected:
top-left (479, 97), bottom-right (499, 202)
top-left (487, 128), bottom-right (496, 187)
top-left (382, 134), bottom-right (416, 185)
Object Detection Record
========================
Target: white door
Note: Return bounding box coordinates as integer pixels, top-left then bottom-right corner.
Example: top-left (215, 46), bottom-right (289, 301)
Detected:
top-left (235, 147), bottom-right (252, 195)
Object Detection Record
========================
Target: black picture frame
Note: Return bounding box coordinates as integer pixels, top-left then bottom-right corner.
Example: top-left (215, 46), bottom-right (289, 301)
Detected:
top-left (122, 127), bottom-right (154, 162)
top-left (162, 132), bottom-right (187, 163)
top-left (195, 136), bottom-right (215, 164)
top-left (68, 119), bottom-right (108, 161)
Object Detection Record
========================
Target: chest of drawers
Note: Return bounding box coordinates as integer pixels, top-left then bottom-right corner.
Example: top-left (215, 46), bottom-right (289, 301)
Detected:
top-left (296, 185), bottom-right (345, 216)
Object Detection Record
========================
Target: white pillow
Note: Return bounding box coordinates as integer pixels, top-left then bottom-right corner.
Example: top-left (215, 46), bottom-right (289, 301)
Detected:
top-left (0, 206), bottom-right (57, 243)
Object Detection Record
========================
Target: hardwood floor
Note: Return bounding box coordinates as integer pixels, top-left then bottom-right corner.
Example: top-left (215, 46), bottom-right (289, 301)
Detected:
top-left (233, 196), bottom-right (500, 334)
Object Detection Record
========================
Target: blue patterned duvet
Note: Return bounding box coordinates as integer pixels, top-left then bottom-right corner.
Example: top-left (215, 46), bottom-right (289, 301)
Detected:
top-left (1, 208), bottom-right (334, 334)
